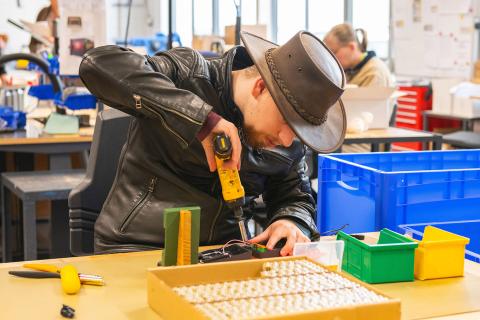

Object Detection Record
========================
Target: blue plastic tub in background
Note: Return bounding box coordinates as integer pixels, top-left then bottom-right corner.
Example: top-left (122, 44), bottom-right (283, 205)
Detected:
top-left (54, 92), bottom-right (97, 110)
top-left (317, 150), bottom-right (480, 234)
top-left (0, 106), bottom-right (26, 130)
top-left (399, 220), bottom-right (480, 263)
top-left (28, 84), bottom-right (56, 100)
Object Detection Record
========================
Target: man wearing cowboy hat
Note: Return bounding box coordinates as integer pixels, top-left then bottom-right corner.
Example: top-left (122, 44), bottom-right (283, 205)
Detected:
top-left (79, 31), bottom-right (346, 256)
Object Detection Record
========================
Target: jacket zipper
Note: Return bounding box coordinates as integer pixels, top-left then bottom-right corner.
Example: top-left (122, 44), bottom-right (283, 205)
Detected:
top-left (132, 94), bottom-right (189, 146)
top-left (133, 94), bottom-right (142, 109)
top-left (133, 93), bottom-right (203, 125)
top-left (208, 200), bottom-right (224, 243)
top-left (120, 177), bottom-right (157, 233)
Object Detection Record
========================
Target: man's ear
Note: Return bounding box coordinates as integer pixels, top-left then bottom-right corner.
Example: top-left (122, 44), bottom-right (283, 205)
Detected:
top-left (348, 41), bottom-right (357, 51)
top-left (251, 76), bottom-right (266, 99)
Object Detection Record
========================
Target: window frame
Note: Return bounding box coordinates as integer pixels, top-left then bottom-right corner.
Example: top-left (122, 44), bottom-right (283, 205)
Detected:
top-left (166, 0), bottom-right (391, 59)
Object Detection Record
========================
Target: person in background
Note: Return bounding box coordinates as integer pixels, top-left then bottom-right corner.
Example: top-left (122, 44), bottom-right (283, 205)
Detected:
top-left (29, 0), bottom-right (59, 54)
top-left (324, 23), bottom-right (393, 87)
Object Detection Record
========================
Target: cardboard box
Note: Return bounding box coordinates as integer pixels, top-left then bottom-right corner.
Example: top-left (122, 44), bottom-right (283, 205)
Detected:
top-left (450, 82), bottom-right (480, 117)
top-left (342, 87), bottom-right (400, 129)
top-left (451, 96), bottom-right (480, 117)
top-left (192, 35), bottom-right (225, 52)
top-left (225, 24), bottom-right (267, 45)
top-left (432, 78), bottom-right (462, 114)
top-left (147, 256), bottom-right (401, 319)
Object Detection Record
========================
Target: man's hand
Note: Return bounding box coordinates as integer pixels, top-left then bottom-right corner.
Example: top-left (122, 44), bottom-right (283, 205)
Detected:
top-left (249, 219), bottom-right (310, 256)
top-left (200, 118), bottom-right (242, 172)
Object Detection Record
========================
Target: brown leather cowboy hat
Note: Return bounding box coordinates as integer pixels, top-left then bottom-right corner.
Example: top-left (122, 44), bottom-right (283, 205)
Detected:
top-left (240, 31), bottom-right (346, 153)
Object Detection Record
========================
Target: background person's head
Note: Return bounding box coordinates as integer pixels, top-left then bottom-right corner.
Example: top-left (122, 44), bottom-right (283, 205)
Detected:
top-left (324, 23), bottom-right (367, 69)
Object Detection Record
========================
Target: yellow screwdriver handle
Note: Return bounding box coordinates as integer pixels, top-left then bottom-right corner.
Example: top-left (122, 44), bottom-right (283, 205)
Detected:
top-left (214, 133), bottom-right (245, 203)
top-left (60, 265), bottom-right (81, 295)
top-left (23, 263), bottom-right (60, 273)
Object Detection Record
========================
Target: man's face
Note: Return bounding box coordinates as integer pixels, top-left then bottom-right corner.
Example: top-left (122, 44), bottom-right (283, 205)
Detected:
top-left (324, 35), bottom-right (354, 69)
top-left (242, 81), bottom-right (296, 149)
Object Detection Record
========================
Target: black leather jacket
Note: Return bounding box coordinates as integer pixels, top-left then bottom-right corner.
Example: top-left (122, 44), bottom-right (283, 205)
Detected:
top-left (79, 45), bottom-right (319, 253)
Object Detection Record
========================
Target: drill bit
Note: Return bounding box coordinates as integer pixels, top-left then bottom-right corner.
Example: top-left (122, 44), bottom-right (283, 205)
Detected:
top-left (234, 206), bottom-right (249, 241)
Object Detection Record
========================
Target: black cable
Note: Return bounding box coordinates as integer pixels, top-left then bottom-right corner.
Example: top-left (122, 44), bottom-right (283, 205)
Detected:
top-left (320, 224), bottom-right (349, 236)
top-left (124, 0), bottom-right (134, 47)
top-left (0, 53), bottom-right (62, 94)
top-left (233, 0), bottom-right (241, 45)
top-left (167, 0), bottom-right (172, 49)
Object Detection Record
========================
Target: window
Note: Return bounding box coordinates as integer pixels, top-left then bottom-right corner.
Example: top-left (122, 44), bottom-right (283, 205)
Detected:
top-left (194, 0), bottom-right (213, 35)
top-left (218, 0), bottom-right (257, 36)
top-left (257, 0), bottom-right (272, 40)
top-left (352, 0), bottom-right (390, 58)
top-left (176, 0), bottom-right (193, 47)
top-left (174, 0), bottom-right (391, 59)
top-left (307, 0), bottom-right (344, 40)
top-left (277, 0), bottom-right (306, 44)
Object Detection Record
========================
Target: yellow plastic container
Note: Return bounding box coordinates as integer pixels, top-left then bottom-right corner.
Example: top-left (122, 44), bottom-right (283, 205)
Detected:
top-left (15, 59), bottom-right (29, 69)
top-left (414, 226), bottom-right (470, 280)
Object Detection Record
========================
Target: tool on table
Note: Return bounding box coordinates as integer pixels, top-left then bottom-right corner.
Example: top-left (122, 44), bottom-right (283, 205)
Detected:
top-left (8, 263), bottom-right (104, 294)
top-left (214, 133), bottom-right (248, 241)
top-left (60, 304), bottom-right (75, 319)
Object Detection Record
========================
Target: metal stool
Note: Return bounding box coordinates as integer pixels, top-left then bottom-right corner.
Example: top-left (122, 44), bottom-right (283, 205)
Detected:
top-left (1, 169), bottom-right (85, 261)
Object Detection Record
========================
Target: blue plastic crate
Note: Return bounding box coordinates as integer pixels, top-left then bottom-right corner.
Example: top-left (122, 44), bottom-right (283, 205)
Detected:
top-left (0, 106), bottom-right (26, 130)
top-left (28, 84), bottom-right (56, 100)
top-left (399, 220), bottom-right (480, 263)
top-left (317, 150), bottom-right (480, 234)
top-left (54, 92), bottom-right (97, 110)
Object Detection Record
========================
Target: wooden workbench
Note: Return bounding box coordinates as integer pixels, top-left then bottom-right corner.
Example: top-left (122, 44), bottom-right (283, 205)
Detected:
top-left (1, 241), bottom-right (479, 320)
top-left (343, 126), bottom-right (442, 151)
top-left (0, 127), bottom-right (93, 169)
top-left (0, 127), bottom-right (94, 145)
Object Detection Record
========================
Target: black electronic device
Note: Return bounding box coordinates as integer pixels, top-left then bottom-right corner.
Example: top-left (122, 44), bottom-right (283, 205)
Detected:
top-left (199, 244), bottom-right (252, 263)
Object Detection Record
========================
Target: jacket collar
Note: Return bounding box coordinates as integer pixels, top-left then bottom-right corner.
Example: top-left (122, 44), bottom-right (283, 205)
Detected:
top-left (213, 46), bottom-right (253, 128)
top-left (345, 50), bottom-right (376, 76)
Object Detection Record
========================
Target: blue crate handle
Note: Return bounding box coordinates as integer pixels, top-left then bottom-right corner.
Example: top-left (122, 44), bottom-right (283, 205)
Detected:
top-left (337, 180), bottom-right (360, 192)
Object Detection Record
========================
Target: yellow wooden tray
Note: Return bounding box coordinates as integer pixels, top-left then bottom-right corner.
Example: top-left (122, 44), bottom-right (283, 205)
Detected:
top-left (147, 256), bottom-right (401, 319)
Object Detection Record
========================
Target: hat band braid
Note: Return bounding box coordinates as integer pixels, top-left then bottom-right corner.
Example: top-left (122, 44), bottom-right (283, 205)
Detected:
top-left (265, 48), bottom-right (327, 125)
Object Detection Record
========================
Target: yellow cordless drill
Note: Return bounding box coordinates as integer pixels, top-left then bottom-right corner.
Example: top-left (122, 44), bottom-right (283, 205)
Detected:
top-left (214, 133), bottom-right (249, 241)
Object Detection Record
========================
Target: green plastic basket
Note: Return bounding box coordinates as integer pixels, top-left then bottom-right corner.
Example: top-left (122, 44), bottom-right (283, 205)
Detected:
top-left (337, 229), bottom-right (418, 283)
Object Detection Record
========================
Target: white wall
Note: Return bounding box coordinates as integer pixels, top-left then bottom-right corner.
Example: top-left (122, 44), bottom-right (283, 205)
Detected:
top-left (0, 0), bottom-right (188, 55)
top-left (0, 0), bottom-right (50, 53)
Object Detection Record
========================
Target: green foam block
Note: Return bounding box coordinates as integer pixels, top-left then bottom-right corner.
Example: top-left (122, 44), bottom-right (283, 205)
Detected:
top-left (161, 206), bottom-right (200, 266)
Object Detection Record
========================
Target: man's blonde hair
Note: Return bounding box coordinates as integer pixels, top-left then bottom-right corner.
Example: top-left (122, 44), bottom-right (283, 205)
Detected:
top-left (243, 65), bottom-right (260, 78)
